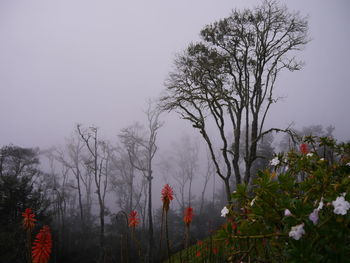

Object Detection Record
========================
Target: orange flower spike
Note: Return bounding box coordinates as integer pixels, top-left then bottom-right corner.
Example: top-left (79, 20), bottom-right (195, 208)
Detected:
top-left (128, 210), bottom-right (139, 228)
top-left (22, 208), bottom-right (36, 231)
top-left (161, 184), bottom-right (173, 211)
top-left (183, 207), bottom-right (193, 226)
top-left (32, 225), bottom-right (52, 263)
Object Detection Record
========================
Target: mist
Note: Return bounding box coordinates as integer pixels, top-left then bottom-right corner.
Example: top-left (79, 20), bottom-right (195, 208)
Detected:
top-left (1, 0), bottom-right (349, 262)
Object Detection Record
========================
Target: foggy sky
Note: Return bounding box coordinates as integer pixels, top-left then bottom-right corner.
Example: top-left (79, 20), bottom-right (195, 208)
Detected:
top-left (0, 0), bottom-right (349, 149)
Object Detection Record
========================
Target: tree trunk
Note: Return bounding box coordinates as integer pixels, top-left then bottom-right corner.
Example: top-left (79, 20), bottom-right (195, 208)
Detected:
top-left (147, 176), bottom-right (153, 263)
top-left (224, 178), bottom-right (232, 204)
top-left (244, 116), bottom-right (258, 184)
top-left (76, 169), bottom-right (84, 229)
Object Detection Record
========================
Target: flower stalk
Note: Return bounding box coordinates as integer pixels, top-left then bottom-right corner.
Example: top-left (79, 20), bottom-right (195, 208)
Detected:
top-left (183, 207), bottom-right (193, 261)
top-left (128, 210), bottom-right (141, 260)
top-left (22, 208), bottom-right (36, 263)
top-left (160, 184), bottom-right (173, 261)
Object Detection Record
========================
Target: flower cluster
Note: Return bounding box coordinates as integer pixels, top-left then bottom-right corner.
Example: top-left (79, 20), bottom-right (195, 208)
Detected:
top-left (32, 225), bottom-right (52, 263)
top-left (22, 208), bottom-right (36, 231)
top-left (128, 210), bottom-right (139, 228)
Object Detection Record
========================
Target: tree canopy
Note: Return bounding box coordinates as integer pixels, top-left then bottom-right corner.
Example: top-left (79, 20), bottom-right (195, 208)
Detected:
top-left (160, 0), bottom-right (309, 201)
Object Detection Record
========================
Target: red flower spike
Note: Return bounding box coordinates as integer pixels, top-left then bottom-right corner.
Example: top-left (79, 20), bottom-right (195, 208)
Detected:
top-left (32, 225), bottom-right (52, 263)
top-left (22, 208), bottom-right (36, 231)
top-left (300, 143), bottom-right (309, 154)
top-left (183, 207), bottom-right (193, 225)
top-left (196, 251), bottom-right (201, 257)
top-left (213, 247), bottom-right (218, 255)
top-left (128, 210), bottom-right (139, 228)
top-left (161, 184), bottom-right (173, 211)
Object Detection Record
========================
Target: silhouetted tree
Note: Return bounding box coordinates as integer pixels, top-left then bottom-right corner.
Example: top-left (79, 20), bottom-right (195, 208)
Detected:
top-left (77, 125), bottom-right (112, 263)
top-left (0, 145), bottom-right (51, 263)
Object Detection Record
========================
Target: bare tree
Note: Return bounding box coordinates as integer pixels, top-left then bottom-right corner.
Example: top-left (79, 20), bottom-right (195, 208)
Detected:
top-left (110, 146), bottom-right (145, 213)
top-left (53, 134), bottom-right (91, 230)
top-left (119, 103), bottom-right (162, 263)
top-left (77, 125), bottom-right (111, 262)
top-left (160, 0), bottom-right (309, 202)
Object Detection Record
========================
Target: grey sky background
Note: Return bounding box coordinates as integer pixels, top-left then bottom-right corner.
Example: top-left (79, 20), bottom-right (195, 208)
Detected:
top-left (0, 0), bottom-right (349, 149)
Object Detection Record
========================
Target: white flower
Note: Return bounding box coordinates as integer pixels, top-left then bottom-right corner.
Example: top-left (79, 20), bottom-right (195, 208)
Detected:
top-left (270, 157), bottom-right (280, 166)
top-left (284, 209), bottom-right (292, 217)
top-left (221, 206), bottom-right (229, 217)
top-left (346, 162), bottom-right (350, 166)
top-left (332, 196), bottom-right (350, 215)
top-left (289, 223), bottom-right (305, 240)
top-left (309, 209), bottom-right (319, 225)
top-left (320, 158), bottom-right (325, 161)
top-left (306, 153), bottom-right (313, 157)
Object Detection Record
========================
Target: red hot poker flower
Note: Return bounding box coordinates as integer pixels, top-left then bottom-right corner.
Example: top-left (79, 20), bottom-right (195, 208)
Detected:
top-left (32, 225), bottom-right (52, 263)
top-left (128, 210), bottom-right (139, 228)
top-left (161, 184), bottom-right (173, 211)
top-left (183, 207), bottom-right (193, 226)
top-left (22, 208), bottom-right (36, 231)
top-left (300, 143), bottom-right (309, 154)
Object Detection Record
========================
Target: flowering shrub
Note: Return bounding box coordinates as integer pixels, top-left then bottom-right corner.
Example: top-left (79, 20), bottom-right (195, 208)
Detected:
top-left (217, 137), bottom-right (350, 262)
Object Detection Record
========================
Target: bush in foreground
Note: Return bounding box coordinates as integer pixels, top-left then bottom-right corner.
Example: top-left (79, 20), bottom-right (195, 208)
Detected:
top-left (218, 137), bottom-right (350, 262)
